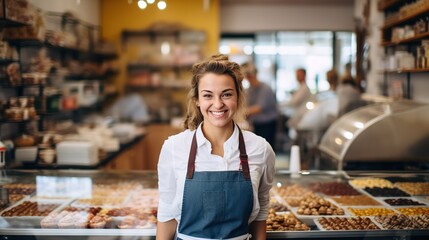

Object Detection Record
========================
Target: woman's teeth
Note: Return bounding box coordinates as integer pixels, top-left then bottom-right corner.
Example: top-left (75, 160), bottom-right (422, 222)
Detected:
top-left (211, 111), bottom-right (225, 116)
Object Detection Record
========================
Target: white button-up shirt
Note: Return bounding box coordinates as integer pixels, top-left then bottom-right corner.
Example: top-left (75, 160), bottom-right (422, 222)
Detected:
top-left (157, 123), bottom-right (276, 224)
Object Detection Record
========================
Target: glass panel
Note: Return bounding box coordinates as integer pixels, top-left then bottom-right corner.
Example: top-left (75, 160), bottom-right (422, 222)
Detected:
top-left (336, 31), bottom-right (357, 78)
top-left (276, 31), bottom-right (333, 102)
top-left (219, 31), bottom-right (355, 102)
top-left (219, 38), bottom-right (254, 65)
top-left (254, 33), bottom-right (276, 89)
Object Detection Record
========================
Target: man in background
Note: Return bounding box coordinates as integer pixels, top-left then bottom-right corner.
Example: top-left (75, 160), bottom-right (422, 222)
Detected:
top-left (242, 62), bottom-right (279, 149)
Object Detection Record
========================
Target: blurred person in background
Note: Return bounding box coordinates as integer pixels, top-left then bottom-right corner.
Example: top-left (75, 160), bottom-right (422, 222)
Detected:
top-left (279, 68), bottom-right (312, 140)
top-left (279, 68), bottom-right (312, 116)
top-left (242, 62), bottom-right (279, 149)
top-left (337, 63), bottom-right (366, 116)
top-left (106, 90), bottom-right (150, 125)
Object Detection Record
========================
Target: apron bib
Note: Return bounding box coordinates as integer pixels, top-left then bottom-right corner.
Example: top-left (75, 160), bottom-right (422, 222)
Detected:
top-left (177, 128), bottom-right (254, 240)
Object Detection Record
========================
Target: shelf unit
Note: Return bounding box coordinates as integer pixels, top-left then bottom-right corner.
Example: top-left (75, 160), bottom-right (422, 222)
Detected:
top-left (120, 26), bottom-right (205, 122)
top-left (0, 4), bottom-right (119, 167)
top-left (379, 0), bottom-right (429, 99)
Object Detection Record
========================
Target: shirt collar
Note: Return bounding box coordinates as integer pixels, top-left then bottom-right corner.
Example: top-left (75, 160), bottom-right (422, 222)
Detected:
top-left (196, 122), bottom-right (239, 151)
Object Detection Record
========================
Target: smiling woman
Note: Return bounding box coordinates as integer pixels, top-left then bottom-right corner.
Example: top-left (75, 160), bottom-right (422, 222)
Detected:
top-left (156, 54), bottom-right (276, 240)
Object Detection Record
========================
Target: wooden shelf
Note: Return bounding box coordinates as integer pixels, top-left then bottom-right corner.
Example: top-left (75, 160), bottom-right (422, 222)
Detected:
top-left (0, 59), bottom-right (18, 65)
top-left (0, 18), bottom-right (30, 28)
top-left (383, 68), bottom-right (429, 73)
top-left (127, 63), bottom-right (193, 72)
top-left (378, 0), bottom-right (402, 11)
top-left (125, 84), bottom-right (189, 90)
top-left (382, 31), bottom-right (429, 47)
top-left (382, 5), bottom-right (429, 29)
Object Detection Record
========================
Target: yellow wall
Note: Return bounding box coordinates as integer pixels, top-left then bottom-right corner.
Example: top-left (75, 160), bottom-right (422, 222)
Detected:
top-left (100, 0), bottom-right (220, 92)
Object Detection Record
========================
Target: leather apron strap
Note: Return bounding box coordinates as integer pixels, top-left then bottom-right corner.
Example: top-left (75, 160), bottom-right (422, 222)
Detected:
top-left (186, 127), bottom-right (250, 180)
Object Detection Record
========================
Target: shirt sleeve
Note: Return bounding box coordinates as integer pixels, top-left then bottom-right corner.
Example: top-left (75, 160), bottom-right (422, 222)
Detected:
top-left (254, 141), bottom-right (276, 221)
top-left (157, 137), bottom-right (178, 222)
top-left (288, 85), bottom-right (308, 108)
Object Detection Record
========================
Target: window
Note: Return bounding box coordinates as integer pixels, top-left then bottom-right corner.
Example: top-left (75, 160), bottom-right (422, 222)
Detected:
top-left (219, 31), bottom-right (356, 102)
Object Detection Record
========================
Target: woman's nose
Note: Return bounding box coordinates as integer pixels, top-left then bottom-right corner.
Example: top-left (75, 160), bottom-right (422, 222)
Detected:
top-left (213, 97), bottom-right (224, 108)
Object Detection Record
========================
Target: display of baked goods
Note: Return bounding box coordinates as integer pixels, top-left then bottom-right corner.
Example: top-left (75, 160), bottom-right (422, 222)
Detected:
top-left (394, 182), bottom-right (429, 195)
top-left (316, 217), bottom-right (380, 230)
top-left (270, 201), bottom-right (289, 212)
top-left (275, 184), bottom-right (313, 198)
top-left (374, 214), bottom-right (423, 230)
top-left (40, 206), bottom-right (112, 229)
top-left (310, 182), bottom-right (362, 196)
top-left (396, 207), bottom-right (429, 216)
top-left (331, 195), bottom-right (381, 206)
top-left (266, 209), bottom-right (310, 231)
top-left (347, 207), bottom-right (396, 216)
top-left (72, 197), bottom-right (127, 208)
top-left (295, 193), bottom-right (345, 216)
top-left (383, 198), bottom-right (426, 206)
top-left (1, 200), bottom-right (60, 217)
top-left (1, 183), bottom-right (36, 195)
top-left (349, 178), bottom-right (394, 189)
top-left (122, 188), bottom-right (158, 210)
top-left (1, 172), bottom-right (429, 236)
top-left (363, 187), bottom-right (410, 197)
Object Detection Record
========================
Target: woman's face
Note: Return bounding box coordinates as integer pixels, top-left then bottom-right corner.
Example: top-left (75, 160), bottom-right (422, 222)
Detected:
top-left (197, 73), bottom-right (238, 130)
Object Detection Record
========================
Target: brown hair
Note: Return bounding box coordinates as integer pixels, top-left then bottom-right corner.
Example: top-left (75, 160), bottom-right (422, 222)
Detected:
top-left (183, 54), bottom-right (246, 130)
top-left (326, 69), bottom-right (338, 90)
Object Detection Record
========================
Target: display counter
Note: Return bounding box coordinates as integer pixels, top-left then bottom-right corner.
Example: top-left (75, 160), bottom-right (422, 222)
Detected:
top-left (0, 170), bottom-right (428, 239)
top-left (8, 135), bottom-right (146, 170)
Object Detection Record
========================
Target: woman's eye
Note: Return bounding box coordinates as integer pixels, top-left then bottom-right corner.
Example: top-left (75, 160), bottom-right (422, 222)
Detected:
top-left (222, 92), bottom-right (233, 98)
top-left (203, 94), bottom-right (212, 99)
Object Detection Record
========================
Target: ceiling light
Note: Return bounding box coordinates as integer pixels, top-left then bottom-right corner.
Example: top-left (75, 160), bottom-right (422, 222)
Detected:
top-left (158, 1), bottom-right (167, 10)
top-left (138, 0), bottom-right (147, 9)
top-left (147, 0), bottom-right (155, 4)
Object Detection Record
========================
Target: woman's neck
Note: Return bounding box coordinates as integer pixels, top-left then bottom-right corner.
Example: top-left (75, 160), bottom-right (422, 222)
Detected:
top-left (202, 122), bottom-right (234, 157)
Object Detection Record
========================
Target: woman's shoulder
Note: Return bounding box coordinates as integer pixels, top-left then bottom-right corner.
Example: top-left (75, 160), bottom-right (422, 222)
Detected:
top-left (241, 129), bottom-right (270, 147)
top-left (165, 129), bottom-right (194, 143)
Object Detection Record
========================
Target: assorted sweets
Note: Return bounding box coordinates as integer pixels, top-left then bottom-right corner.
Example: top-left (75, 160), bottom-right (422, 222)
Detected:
top-left (331, 195), bottom-right (381, 206)
top-left (317, 217), bottom-right (380, 230)
top-left (1, 183), bottom-right (36, 195)
top-left (310, 182), bottom-right (361, 196)
top-left (347, 207), bottom-right (396, 217)
top-left (266, 209), bottom-right (310, 231)
top-left (295, 193), bottom-right (345, 216)
top-left (1, 201), bottom-right (61, 217)
top-left (383, 198), bottom-right (426, 206)
top-left (349, 178), bottom-right (394, 189)
top-left (275, 183), bottom-right (313, 198)
top-left (40, 207), bottom-right (112, 229)
top-left (1, 175), bottom-right (429, 233)
top-left (396, 207), bottom-right (429, 216)
top-left (394, 182), bottom-right (429, 195)
top-left (363, 187), bottom-right (410, 197)
top-left (374, 214), bottom-right (426, 230)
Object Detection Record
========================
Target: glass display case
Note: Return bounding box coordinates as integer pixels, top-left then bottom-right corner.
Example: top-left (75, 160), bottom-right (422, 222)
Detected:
top-left (319, 100), bottom-right (429, 170)
top-left (0, 169), bottom-right (428, 239)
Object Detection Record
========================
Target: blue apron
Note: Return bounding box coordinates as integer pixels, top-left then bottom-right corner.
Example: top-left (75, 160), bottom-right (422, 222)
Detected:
top-left (177, 129), bottom-right (254, 240)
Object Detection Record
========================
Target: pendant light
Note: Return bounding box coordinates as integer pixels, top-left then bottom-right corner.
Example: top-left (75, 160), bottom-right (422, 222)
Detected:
top-left (134, 0), bottom-right (167, 10)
